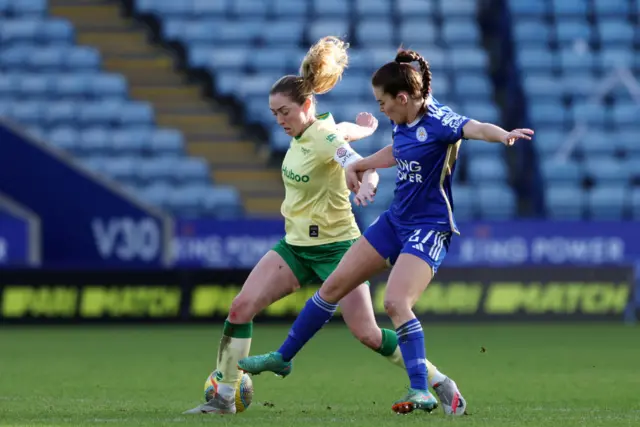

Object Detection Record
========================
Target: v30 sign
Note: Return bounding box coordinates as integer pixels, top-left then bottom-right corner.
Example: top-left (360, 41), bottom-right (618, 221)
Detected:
top-left (92, 217), bottom-right (161, 262)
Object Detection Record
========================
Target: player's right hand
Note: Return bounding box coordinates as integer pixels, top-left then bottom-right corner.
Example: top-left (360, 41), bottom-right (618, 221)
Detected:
top-left (354, 184), bottom-right (376, 207)
top-left (346, 164), bottom-right (360, 193)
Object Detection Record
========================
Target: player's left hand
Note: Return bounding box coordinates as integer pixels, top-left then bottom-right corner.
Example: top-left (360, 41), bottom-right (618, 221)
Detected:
top-left (355, 112), bottom-right (378, 131)
top-left (502, 128), bottom-right (534, 146)
top-left (354, 184), bottom-right (376, 207)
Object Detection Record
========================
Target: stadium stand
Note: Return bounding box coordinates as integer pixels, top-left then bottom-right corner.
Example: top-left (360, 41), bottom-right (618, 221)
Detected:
top-left (1, 0), bottom-right (524, 221)
top-left (132, 0), bottom-right (517, 224)
top-left (0, 0), bottom-right (249, 218)
top-left (510, 0), bottom-right (640, 220)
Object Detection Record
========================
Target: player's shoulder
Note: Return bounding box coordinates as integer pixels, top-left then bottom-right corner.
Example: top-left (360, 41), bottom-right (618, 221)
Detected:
top-left (425, 96), bottom-right (468, 129)
top-left (311, 112), bottom-right (347, 148)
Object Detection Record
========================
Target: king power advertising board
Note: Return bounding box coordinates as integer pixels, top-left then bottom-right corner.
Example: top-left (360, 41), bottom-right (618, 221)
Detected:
top-left (172, 219), bottom-right (640, 268)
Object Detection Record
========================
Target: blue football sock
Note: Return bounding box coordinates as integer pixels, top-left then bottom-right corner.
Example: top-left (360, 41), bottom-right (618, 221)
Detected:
top-left (396, 318), bottom-right (428, 391)
top-left (278, 291), bottom-right (338, 361)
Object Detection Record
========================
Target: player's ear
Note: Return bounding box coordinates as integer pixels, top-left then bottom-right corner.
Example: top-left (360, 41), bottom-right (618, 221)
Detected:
top-left (302, 97), bottom-right (313, 113)
top-left (397, 93), bottom-right (409, 105)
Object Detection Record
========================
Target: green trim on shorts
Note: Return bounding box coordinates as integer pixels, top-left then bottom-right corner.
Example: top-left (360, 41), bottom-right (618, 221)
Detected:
top-left (272, 238), bottom-right (370, 287)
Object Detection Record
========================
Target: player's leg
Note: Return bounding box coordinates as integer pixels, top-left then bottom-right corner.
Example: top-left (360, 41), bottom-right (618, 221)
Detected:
top-left (184, 241), bottom-right (311, 414)
top-left (307, 239), bottom-right (401, 366)
top-left (386, 229), bottom-right (452, 414)
top-left (238, 237), bottom-right (387, 374)
top-left (386, 253), bottom-right (438, 414)
top-left (238, 212), bottom-right (400, 375)
top-left (340, 284), bottom-right (403, 365)
top-left (339, 284), bottom-right (450, 385)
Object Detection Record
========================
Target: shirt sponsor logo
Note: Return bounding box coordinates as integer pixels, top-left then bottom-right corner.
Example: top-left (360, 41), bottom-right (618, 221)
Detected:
top-left (282, 166), bottom-right (310, 183)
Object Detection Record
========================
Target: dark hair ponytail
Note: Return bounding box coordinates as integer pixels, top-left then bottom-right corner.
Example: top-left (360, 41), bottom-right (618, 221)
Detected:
top-left (395, 50), bottom-right (431, 98)
top-left (372, 49), bottom-right (431, 99)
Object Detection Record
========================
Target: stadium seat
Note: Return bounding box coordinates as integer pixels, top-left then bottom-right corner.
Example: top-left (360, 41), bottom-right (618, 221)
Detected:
top-left (102, 156), bottom-right (138, 183)
top-left (572, 103), bottom-right (605, 127)
top-left (561, 73), bottom-right (596, 100)
top-left (453, 74), bottom-right (493, 98)
top-left (439, 0), bottom-right (477, 17)
top-left (307, 20), bottom-right (350, 45)
top-left (201, 186), bottom-right (243, 218)
top-left (555, 20), bottom-right (592, 45)
top-left (49, 127), bottom-right (80, 153)
top-left (137, 182), bottom-right (172, 209)
top-left (273, 0), bottom-right (308, 16)
top-left (593, 0), bottom-right (630, 16)
top-left (600, 48), bottom-right (634, 69)
top-left (559, 48), bottom-right (594, 71)
top-left (10, 0), bottom-right (47, 17)
top-left (467, 157), bottom-right (508, 182)
top-left (477, 185), bottom-right (516, 219)
top-left (442, 20), bottom-right (481, 46)
top-left (354, 0), bottom-right (392, 17)
top-left (516, 48), bottom-right (557, 71)
top-left (111, 128), bottom-right (148, 156)
top-left (78, 128), bottom-right (111, 155)
top-left (398, 20), bottom-right (438, 46)
top-left (514, 21), bottom-right (551, 46)
top-left (173, 157), bottom-right (210, 184)
top-left (396, 0), bottom-right (434, 18)
top-left (540, 159), bottom-right (583, 184)
top-left (229, 0), bottom-right (268, 17)
top-left (355, 20), bottom-right (394, 47)
top-left (529, 102), bottom-right (566, 127)
top-left (545, 185), bottom-right (584, 219)
top-left (584, 157), bottom-right (627, 185)
top-left (587, 185), bottom-right (627, 220)
top-left (149, 129), bottom-right (184, 156)
top-left (449, 48), bottom-right (488, 71)
top-left (550, 0), bottom-right (588, 17)
top-left (598, 20), bottom-right (634, 46)
top-left (612, 103), bottom-right (640, 128)
top-left (580, 131), bottom-right (618, 156)
top-left (453, 185), bottom-right (477, 221)
top-left (312, 0), bottom-right (350, 17)
top-left (261, 21), bottom-right (305, 46)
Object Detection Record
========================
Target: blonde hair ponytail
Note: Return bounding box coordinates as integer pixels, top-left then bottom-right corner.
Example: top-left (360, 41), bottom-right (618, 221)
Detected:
top-left (299, 36), bottom-right (349, 96)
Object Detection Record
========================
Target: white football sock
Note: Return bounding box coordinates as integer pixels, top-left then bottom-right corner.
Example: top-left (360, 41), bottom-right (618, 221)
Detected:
top-left (216, 334), bottom-right (251, 399)
top-left (385, 347), bottom-right (448, 388)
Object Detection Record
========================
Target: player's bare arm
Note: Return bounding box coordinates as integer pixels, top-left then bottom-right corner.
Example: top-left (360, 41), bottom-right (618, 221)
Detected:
top-left (346, 144), bottom-right (395, 193)
top-left (336, 112), bottom-right (379, 142)
top-left (462, 120), bottom-right (534, 147)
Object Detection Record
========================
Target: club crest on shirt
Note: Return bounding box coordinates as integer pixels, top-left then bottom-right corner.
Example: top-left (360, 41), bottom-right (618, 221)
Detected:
top-left (416, 126), bottom-right (428, 142)
top-left (300, 146), bottom-right (311, 156)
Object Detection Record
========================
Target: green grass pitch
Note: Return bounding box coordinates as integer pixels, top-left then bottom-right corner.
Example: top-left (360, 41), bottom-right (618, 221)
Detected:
top-left (0, 323), bottom-right (638, 426)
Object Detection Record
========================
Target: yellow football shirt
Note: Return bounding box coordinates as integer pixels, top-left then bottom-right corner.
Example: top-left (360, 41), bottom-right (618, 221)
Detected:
top-left (281, 112), bottom-right (361, 246)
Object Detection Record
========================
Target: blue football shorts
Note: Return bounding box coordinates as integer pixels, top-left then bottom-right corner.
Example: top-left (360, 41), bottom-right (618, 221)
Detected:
top-left (363, 210), bottom-right (452, 274)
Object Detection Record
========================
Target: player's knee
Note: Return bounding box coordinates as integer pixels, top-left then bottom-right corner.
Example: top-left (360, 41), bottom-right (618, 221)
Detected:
top-left (383, 296), bottom-right (410, 319)
top-left (352, 327), bottom-right (381, 350)
top-left (228, 294), bottom-right (257, 323)
top-left (318, 279), bottom-right (343, 304)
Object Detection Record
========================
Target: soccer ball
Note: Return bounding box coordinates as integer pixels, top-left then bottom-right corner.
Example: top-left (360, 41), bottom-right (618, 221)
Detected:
top-left (204, 370), bottom-right (254, 413)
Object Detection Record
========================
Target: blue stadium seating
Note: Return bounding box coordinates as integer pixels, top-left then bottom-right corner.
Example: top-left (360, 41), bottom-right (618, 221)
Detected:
top-left (135, 0), bottom-right (516, 221)
top-left (0, 3), bottom-right (242, 218)
top-left (510, 0), bottom-right (640, 220)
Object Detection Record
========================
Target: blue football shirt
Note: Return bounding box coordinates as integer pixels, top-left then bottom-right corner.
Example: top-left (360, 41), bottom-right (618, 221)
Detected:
top-left (389, 96), bottom-right (470, 234)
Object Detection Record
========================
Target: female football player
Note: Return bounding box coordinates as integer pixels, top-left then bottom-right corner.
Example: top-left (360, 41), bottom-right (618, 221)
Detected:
top-left (239, 48), bottom-right (534, 414)
top-left (185, 39), bottom-right (466, 415)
